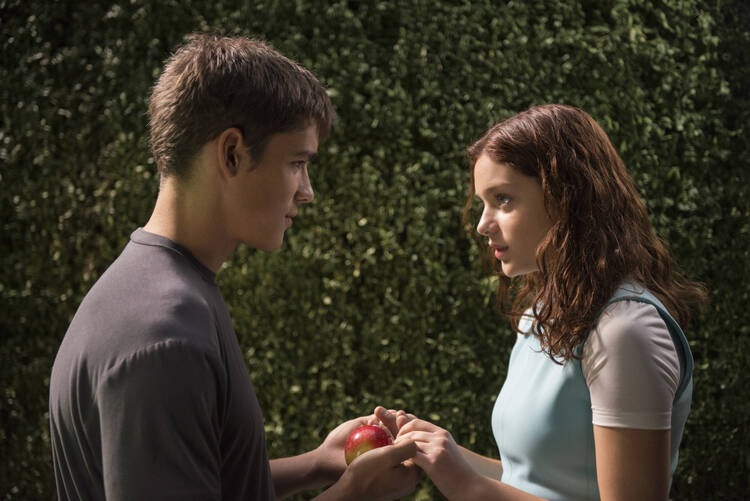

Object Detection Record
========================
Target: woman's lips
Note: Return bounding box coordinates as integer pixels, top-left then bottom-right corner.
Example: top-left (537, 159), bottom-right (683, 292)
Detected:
top-left (493, 246), bottom-right (508, 259)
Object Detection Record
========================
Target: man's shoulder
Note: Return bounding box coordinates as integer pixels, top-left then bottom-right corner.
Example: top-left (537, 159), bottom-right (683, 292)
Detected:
top-left (58, 240), bottom-right (221, 371)
top-left (82, 244), bottom-right (214, 323)
top-left (98, 232), bottom-right (212, 290)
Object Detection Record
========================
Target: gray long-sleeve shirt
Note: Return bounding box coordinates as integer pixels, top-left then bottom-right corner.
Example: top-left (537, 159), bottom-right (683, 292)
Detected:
top-left (49, 228), bottom-right (274, 500)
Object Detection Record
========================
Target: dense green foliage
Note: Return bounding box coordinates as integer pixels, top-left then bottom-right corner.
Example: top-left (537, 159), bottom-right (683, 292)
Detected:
top-left (2, 0), bottom-right (748, 499)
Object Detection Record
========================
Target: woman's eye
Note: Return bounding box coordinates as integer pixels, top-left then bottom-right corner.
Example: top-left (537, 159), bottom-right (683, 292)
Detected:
top-left (496, 194), bottom-right (511, 206)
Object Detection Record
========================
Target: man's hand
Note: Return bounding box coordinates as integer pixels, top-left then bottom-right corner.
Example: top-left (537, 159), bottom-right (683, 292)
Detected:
top-left (314, 439), bottom-right (421, 501)
top-left (373, 406), bottom-right (417, 438)
top-left (270, 414), bottom-right (411, 499)
top-left (312, 416), bottom-right (372, 484)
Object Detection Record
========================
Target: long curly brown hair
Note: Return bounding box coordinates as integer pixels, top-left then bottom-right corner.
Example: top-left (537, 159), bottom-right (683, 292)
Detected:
top-left (462, 104), bottom-right (707, 362)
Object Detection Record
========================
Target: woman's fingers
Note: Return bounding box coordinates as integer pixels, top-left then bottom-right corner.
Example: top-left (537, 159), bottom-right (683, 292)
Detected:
top-left (397, 417), bottom-right (439, 437)
top-left (397, 429), bottom-right (435, 445)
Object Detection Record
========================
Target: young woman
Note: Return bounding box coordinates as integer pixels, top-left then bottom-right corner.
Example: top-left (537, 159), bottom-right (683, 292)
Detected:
top-left (378, 104), bottom-right (706, 500)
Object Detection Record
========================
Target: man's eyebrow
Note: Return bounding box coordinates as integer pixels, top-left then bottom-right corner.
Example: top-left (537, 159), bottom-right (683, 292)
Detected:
top-left (294, 150), bottom-right (318, 160)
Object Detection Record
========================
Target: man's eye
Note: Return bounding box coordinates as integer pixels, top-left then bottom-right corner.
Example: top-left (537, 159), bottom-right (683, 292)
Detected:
top-left (292, 160), bottom-right (307, 168)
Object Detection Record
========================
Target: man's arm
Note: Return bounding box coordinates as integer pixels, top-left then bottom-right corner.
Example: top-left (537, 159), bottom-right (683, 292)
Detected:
top-left (272, 443), bottom-right (420, 500)
top-left (270, 416), bottom-right (369, 498)
top-left (270, 416), bottom-right (421, 500)
top-left (97, 342), bottom-right (222, 499)
top-left (312, 440), bottom-right (420, 501)
top-left (270, 450), bottom-right (332, 499)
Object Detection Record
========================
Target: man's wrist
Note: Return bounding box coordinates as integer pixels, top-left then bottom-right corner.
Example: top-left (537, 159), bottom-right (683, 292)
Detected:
top-left (311, 470), bottom-right (355, 501)
top-left (307, 446), bottom-right (332, 487)
top-left (313, 443), bottom-right (348, 486)
top-left (270, 449), bottom-right (332, 499)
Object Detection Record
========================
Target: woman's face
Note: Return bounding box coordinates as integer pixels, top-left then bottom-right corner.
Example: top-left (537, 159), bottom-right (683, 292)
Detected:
top-left (474, 153), bottom-right (553, 277)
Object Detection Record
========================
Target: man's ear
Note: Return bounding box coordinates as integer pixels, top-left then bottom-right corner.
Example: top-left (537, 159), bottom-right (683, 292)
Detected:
top-left (217, 127), bottom-right (246, 177)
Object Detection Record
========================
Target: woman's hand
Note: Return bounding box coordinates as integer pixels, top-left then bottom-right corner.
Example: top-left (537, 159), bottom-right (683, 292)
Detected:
top-left (395, 418), bottom-right (478, 499)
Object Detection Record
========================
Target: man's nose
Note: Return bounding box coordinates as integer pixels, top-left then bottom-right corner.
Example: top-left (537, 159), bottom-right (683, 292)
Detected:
top-left (296, 168), bottom-right (314, 203)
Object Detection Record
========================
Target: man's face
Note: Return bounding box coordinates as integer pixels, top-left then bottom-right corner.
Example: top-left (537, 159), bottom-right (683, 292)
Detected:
top-left (224, 125), bottom-right (319, 251)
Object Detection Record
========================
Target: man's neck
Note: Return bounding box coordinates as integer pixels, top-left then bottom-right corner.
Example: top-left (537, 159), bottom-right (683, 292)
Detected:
top-left (143, 176), bottom-right (235, 273)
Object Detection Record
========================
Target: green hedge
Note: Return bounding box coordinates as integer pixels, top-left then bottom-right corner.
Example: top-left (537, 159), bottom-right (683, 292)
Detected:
top-left (2, 0), bottom-right (748, 499)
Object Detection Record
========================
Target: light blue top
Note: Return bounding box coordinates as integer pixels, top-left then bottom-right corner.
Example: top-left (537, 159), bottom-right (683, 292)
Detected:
top-left (491, 282), bottom-right (693, 500)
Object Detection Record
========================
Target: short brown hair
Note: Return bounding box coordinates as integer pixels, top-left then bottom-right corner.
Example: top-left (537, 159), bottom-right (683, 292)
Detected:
top-left (148, 33), bottom-right (335, 179)
top-left (463, 104), bottom-right (706, 362)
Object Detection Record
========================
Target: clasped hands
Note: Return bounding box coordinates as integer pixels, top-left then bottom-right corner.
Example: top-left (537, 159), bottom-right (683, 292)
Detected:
top-left (313, 406), bottom-right (475, 500)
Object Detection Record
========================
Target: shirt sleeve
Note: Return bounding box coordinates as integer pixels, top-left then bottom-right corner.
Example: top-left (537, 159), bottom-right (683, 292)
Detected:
top-left (96, 339), bottom-right (223, 501)
top-left (581, 300), bottom-right (681, 430)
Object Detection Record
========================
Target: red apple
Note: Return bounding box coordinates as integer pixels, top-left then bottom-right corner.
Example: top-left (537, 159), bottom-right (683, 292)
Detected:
top-left (344, 425), bottom-right (393, 465)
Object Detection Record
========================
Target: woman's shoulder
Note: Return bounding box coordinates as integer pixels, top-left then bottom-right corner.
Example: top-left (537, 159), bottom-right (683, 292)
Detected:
top-left (589, 300), bottom-right (671, 353)
top-left (582, 299), bottom-right (682, 430)
top-left (599, 297), bottom-right (663, 328)
top-left (583, 299), bottom-right (679, 388)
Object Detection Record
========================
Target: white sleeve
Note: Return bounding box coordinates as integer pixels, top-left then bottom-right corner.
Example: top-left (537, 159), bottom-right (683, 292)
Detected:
top-left (581, 300), bottom-right (681, 430)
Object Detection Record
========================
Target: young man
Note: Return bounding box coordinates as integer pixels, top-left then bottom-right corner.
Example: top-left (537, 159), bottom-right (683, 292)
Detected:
top-left (49, 34), bottom-right (419, 500)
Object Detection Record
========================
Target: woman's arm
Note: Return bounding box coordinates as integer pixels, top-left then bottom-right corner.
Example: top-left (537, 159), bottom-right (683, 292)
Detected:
top-left (585, 301), bottom-right (677, 500)
top-left (398, 418), bottom-right (546, 501)
top-left (593, 426), bottom-right (671, 501)
top-left (459, 446), bottom-right (503, 480)
top-left (375, 406), bottom-right (503, 480)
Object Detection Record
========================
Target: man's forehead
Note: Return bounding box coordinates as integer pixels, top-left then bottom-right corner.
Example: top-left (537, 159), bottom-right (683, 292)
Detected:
top-left (267, 126), bottom-right (319, 152)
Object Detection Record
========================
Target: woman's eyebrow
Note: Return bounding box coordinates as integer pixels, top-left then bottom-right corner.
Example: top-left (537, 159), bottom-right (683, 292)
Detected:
top-left (477, 182), bottom-right (513, 197)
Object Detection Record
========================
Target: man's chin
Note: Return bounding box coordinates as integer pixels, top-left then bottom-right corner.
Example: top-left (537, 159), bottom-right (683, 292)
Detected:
top-left (254, 238), bottom-right (284, 253)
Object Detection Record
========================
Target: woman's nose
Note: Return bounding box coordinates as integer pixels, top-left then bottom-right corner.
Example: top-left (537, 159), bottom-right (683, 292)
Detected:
top-left (476, 210), bottom-right (495, 236)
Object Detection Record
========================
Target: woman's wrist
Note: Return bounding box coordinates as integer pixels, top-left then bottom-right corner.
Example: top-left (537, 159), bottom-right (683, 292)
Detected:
top-left (435, 459), bottom-right (487, 500)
